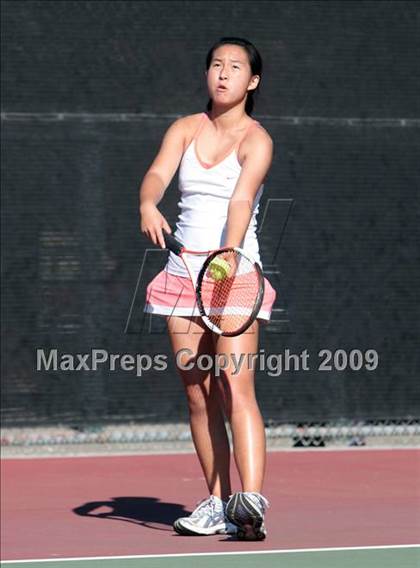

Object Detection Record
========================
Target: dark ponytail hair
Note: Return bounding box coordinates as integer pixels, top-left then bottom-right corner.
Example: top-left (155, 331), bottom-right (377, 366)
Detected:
top-left (205, 36), bottom-right (263, 116)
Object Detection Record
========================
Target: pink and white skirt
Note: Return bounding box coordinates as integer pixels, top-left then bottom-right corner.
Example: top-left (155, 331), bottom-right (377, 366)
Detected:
top-left (144, 269), bottom-right (277, 322)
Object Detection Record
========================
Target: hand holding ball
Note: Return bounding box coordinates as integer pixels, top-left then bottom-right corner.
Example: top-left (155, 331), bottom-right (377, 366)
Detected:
top-left (209, 257), bottom-right (230, 281)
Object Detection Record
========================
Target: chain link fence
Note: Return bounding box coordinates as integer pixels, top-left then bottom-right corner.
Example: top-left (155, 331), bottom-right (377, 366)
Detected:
top-left (2, 418), bottom-right (419, 456)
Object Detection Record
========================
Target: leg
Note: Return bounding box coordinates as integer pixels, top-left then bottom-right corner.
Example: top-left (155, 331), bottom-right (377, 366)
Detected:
top-left (212, 320), bottom-right (266, 493)
top-left (166, 316), bottom-right (231, 500)
top-left (212, 321), bottom-right (269, 540)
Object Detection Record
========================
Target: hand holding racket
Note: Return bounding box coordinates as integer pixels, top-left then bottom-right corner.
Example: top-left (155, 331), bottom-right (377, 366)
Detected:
top-left (140, 202), bottom-right (172, 249)
top-left (163, 231), bottom-right (264, 336)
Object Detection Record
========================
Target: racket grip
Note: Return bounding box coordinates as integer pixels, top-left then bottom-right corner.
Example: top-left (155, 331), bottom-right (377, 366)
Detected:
top-left (164, 232), bottom-right (184, 255)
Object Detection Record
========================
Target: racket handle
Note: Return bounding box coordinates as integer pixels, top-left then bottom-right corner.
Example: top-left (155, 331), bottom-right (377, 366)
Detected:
top-left (164, 232), bottom-right (184, 255)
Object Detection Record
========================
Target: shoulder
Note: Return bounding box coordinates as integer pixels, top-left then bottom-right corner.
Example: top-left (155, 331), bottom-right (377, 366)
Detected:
top-left (158, 113), bottom-right (203, 153)
top-left (169, 112), bottom-right (204, 135)
top-left (238, 121), bottom-right (273, 166)
top-left (248, 122), bottom-right (273, 150)
top-left (164, 113), bottom-right (204, 150)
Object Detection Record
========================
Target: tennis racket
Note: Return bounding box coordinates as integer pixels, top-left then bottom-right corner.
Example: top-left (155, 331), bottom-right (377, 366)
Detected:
top-left (163, 231), bottom-right (264, 336)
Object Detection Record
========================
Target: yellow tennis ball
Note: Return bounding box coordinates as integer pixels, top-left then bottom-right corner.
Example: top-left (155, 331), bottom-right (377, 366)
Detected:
top-left (209, 257), bottom-right (230, 281)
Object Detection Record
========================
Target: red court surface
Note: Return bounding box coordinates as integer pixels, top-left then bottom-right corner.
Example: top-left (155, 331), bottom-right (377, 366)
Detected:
top-left (1, 449), bottom-right (419, 561)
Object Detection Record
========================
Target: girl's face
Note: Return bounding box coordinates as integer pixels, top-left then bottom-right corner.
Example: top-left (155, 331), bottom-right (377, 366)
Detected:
top-left (206, 44), bottom-right (259, 109)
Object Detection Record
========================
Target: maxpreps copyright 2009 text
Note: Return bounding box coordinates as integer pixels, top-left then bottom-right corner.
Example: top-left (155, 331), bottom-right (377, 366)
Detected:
top-left (36, 348), bottom-right (379, 378)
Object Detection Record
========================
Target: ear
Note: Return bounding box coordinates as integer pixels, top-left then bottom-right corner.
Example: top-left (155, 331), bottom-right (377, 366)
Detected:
top-left (247, 75), bottom-right (260, 92)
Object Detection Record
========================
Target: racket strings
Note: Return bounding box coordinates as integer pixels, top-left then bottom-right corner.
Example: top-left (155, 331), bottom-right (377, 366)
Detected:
top-left (200, 250), bottom-right (262, 334)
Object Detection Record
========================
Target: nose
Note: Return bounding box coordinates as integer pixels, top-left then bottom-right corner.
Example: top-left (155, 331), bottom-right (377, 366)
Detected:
top-left (218, 67), bottom-right (228, 80)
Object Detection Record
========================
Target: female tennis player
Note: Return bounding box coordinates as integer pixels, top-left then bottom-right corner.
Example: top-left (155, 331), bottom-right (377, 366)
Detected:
top-left (139, 37), bottom-right (276, 540)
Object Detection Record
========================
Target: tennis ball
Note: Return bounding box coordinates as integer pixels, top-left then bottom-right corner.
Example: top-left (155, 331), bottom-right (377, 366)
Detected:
top-left (209, 257), bottom-right (230, 281)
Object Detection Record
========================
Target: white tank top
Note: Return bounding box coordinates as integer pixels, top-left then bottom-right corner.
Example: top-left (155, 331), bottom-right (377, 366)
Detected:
top-left (166, 111), bottom-right (264, 278)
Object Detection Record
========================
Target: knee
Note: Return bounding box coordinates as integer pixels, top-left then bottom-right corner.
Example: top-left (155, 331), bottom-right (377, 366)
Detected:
top-left (184, 385), bottom-right (210, 416)
top-left (185, 381), bottom-right (224, 418)
top-left (224, 391), bottom-right (259, 418)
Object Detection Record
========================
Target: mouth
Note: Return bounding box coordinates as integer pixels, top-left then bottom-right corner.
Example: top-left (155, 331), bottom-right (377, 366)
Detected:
top-left (216, 85), bottom-right (228, 91)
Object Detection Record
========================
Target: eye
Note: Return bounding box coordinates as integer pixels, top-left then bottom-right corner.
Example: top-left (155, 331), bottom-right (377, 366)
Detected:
top-left (233, 65), bottom-right (240, 69)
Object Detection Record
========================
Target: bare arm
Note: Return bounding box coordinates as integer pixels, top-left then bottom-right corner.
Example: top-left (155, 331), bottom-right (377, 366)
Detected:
top-left (224, 128), bottom-right (274, 248)
top-left (139, 117), bottom-right (187, 247)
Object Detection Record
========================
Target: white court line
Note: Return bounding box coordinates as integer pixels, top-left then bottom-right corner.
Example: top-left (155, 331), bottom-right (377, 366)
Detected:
top-left (2, 544), bottom-right (419, 564)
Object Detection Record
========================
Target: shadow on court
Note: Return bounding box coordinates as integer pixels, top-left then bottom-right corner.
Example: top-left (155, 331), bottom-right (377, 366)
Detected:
top-left (73, 496), bottom-right (189, 531)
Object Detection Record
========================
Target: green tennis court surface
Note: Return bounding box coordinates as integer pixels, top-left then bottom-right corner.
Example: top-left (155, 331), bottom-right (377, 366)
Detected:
top-left (2, 546), bottom-right (420, 568)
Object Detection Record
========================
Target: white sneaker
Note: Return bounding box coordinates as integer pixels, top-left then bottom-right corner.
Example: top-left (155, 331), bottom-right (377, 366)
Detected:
top-left (173, 495), bottom-right (237, 536)
top-left (226, 492), bottom-right (269, 540)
